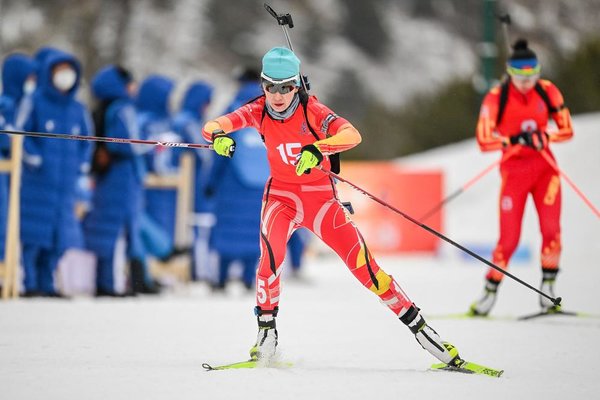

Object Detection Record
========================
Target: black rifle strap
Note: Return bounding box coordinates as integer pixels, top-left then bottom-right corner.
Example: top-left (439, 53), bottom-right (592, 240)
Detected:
top-left (534, 82), bottom-right (563, 114)
top-left (495, 80), bottom-right (510, 127)
top-left (496, 80), bottom-right (565, 127)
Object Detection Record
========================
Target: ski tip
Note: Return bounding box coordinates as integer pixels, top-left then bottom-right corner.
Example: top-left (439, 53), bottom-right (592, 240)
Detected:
top-left (202, 360), bottom-right (257, 371)
top-left (202, 359), bottom-right (293, 371)
top-left (202, 363), bottom-right (215, 371)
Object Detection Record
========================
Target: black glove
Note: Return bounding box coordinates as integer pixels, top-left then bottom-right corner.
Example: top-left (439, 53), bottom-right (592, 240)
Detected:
top-left (509, 130), bottom-right (548, 151)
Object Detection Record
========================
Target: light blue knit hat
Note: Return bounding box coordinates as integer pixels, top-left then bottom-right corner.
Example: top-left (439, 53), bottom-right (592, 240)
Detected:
top-left (261, 47), bottom-right (300, 83)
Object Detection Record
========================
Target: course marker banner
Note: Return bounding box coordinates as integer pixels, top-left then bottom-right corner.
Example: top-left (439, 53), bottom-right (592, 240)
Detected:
top-left (336, 162), bottom-right (443, 253)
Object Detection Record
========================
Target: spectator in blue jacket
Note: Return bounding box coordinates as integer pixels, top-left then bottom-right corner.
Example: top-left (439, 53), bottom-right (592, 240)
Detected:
top-left (19, 48), bottom-right (93, 297)
top-left (205, 69), bottom-right (265, 291)
top-left (84, 64), bottom-right (152, 296)
top-left (172, 80), bottom-right (214, 279)
top-left (1, 53), bottom-right (36, 262)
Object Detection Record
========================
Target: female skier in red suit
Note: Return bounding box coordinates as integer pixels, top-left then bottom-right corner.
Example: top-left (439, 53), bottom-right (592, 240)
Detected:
top-left (471, 39), bottom-right (573, 316)
top-left (203, 47), bottom-right (472, 367)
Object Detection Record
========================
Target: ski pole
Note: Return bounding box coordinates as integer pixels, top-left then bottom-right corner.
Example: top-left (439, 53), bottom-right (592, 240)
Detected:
top-left (0, 128), bottom-right (213, 150)
top-left (539, 150), bottom-right (600, 218)
top-left (419, 146), bottom-right (520, 222)
top-left (263, 3), bottom-right (310, 93)
top-left (318, 166), bottom-right (561, 306)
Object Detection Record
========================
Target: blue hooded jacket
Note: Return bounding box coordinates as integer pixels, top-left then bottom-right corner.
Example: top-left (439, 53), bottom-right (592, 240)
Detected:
top-left (83, 65), bottom-right (145, 258)
top-left (172, 81), bottom-right (213, 213)
top-left (19, 49), bottom-right (93, 251)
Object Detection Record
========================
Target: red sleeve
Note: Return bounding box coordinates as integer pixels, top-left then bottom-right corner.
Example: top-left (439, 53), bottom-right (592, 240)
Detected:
top-left (306, 96), bottom-right (361, 155)
top-left (476, 86), bottom-right (505, 152)
top-left (201, 97), bottom-right (265, 142)
top-left (224, 98), bottom-right (264, 131)
top-left (539, 80), bottom-right (573, 143)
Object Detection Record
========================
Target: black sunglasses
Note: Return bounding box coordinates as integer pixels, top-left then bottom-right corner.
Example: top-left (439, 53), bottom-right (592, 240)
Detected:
top-left (262, 79), bottom-right (297, 94)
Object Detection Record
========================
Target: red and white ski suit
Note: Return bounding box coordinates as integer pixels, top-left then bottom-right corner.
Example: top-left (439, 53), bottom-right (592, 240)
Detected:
top-left (203, 95), bottom-right (413, 316)
top-left (476, 79), bottom-right (573, 282)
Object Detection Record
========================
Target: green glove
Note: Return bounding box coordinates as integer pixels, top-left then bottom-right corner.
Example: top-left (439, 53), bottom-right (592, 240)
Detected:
top-left (295, 144), bottom-right (323, 176)
top-left (212, 130), bottom-right (236, 158)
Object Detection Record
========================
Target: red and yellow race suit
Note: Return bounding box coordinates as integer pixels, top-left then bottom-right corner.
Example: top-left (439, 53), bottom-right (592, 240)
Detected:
top-left (476, 79), bottom-right (573, 282)
top-left (203, 95), bottom-right (413, 316)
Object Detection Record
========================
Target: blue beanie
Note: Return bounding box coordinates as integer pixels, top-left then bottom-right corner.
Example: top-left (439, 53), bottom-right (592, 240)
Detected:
top-left (261, 47), bottom-right (300, 82)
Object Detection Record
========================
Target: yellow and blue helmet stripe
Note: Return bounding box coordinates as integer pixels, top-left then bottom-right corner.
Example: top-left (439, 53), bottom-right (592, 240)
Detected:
top-left (507, 58), bottom-right (541, 76)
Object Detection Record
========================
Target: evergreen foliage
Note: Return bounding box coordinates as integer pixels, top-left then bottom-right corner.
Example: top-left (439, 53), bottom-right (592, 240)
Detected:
top-left (349, 80), bottom-right (479, 160)
top-left (552, 37), bottom-right (600, 114)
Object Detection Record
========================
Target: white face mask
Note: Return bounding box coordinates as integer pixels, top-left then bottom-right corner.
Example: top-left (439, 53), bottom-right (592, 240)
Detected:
top-left (52, 68), bottom-right (77, 92)
top-left (23, 78), bottom-right (36, 94)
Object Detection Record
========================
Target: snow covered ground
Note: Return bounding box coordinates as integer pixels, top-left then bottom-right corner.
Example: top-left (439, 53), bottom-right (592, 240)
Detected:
top-left (1, 114), bottom-right (598, 399)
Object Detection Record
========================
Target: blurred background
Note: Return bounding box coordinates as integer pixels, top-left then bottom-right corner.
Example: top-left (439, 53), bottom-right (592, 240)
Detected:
top-left (1, 4), bottom-right (599, 395)
top-left (2, 0), bottom-right (599, 158)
